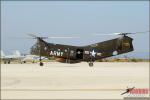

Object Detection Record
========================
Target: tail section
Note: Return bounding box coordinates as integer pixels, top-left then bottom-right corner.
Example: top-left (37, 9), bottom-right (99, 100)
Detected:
top-left (1, 50), bottom-right (5, 57)
top-left (13, 50), bottom-right (21, 57)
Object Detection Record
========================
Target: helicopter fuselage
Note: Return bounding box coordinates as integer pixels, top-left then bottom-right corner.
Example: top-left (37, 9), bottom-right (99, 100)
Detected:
top-left (30, 36), bottom-right (134, 64)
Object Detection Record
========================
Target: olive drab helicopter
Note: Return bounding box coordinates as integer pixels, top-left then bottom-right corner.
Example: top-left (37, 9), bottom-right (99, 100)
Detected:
top-left (28, 31), bottom-right (148, 67)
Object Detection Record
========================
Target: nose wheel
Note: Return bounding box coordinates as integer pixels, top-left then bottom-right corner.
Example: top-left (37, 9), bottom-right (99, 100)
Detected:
top-left (88, 56), bottom-right (94, 67)
top-left (89, 62), bottom-right (93, 67)
top-left (39, 62), bottom-right (44, 66)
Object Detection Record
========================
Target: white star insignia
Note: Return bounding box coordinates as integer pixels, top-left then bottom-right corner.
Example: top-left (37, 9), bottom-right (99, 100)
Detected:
top-left (90, 50), bottom-right (96, 57)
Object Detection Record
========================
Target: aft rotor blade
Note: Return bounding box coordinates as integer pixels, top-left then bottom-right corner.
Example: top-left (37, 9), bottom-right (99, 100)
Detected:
top-left (47, 36), bottom-right (80, 39)
top-left (28, 33), bottom-right (38, 38)
top-left (27, 33), bottom-right (49, 39)
top-left (93, 33), bottom-right (116, 36)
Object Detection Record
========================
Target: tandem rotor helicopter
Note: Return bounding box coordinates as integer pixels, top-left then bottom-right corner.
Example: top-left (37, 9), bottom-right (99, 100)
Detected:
top-left (28, 31), bottom-right (148, 67)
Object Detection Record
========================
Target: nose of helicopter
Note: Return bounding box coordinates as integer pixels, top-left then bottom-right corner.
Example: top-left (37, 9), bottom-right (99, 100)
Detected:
top-left (117, 36), bottom-right (134, 53)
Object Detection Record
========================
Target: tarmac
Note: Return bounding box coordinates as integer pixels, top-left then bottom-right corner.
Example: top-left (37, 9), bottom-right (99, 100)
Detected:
top-left (1, 62), bottom-right (149, 99)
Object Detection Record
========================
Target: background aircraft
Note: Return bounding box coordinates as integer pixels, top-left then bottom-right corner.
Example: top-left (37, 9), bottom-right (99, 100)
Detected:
top-left (29, 32), bottom-right (135, 67)
top-left (0, 50), bottom-right (47, 64)
top-left (29, 31), bottom-right (148, 67)
top-left (0, 50), bottom-right (24, 64)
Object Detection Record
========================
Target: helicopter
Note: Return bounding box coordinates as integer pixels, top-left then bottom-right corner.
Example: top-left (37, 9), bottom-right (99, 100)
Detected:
top-left (28, 31), bottom-right (147, 67)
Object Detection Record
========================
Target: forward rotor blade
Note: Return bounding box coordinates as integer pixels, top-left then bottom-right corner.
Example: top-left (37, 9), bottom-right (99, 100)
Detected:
top-left (93, 30), bottom-right (149, 36)
top-left (114, 33), bottom-right (135, 35)
top-left (115, 31), bottom-right (149, 35)
top-left (135, 31), bottom-right (149, 34)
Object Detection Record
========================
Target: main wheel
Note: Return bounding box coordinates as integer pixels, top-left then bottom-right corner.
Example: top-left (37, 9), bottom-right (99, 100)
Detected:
top-left (8, 61), bottom-right (10, 64)
top-left (89, 62), bottom-right (93, 67)
top-left (39, 62), bottom-right (44, 66)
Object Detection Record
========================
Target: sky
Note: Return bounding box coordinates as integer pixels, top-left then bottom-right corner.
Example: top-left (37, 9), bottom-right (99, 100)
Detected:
top-left (1, 1), bottom-right (149, 59)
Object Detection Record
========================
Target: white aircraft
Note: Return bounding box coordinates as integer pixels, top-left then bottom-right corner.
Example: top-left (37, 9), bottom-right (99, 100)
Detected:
top-left (22, 54), bottom-right (48, 63)
top-left (0, 50), bottom-right (25, 64)
top-left (1, 50), bottom-right (5, 58)
top-left (0, 50), bottom-right (48, 64)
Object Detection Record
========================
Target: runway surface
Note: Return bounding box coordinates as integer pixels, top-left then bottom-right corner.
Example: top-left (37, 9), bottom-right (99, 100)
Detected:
top-left (1, 62), bottom-right (149, 99)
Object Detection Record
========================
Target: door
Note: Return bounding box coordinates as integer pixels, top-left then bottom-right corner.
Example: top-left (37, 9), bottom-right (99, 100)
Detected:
top-left (76, 49), bottom-right (83, 59)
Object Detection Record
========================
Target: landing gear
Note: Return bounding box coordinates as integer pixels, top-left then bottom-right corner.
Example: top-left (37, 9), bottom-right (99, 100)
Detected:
top-left (39, 62), bottom-right (44, 66)
top-left (89, 62), bottom-right (93, 67)
top-left (38, 40), bottom-right (44, 66)
top-left (88, 56), bottom-right (94, 67)
top-left (39, 58), bottom-right (44, 66)
top-left (8, 60), bottom-right (10, 64)
top-left (4, 61), bottom-right (11, 64)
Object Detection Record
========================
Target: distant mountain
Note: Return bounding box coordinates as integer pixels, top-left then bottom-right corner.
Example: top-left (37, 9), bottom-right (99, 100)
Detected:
top-left (113, 52), bottom-right (149, 59)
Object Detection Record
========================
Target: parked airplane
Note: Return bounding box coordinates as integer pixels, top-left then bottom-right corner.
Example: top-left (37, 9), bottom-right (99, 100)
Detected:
top-left (0, 50), bottom-right (25, 64)
top-left (22, 54), bottom-right (48, 63)
top-left (0, 50), bottom-right (47, 64)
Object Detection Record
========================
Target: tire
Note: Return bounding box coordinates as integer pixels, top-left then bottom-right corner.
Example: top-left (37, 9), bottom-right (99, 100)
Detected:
top-left (8, 61), bottom-right (10, 64)
top-left (89, 62), bottom-right (93, 67)
top-left (40, 62), bottom-right (44, 66)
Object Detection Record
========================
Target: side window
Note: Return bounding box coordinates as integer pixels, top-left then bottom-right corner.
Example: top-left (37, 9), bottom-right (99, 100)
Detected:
top-left (117, 39), bottom-right (122, 50)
